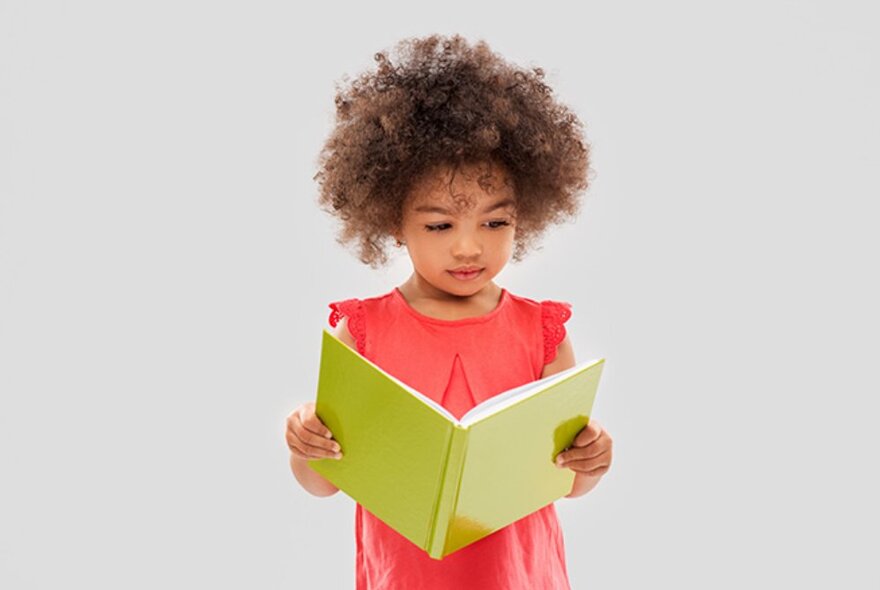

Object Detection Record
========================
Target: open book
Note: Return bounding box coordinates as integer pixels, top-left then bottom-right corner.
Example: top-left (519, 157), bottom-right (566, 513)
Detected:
top-left (308, 329), bottom-right (605, 559)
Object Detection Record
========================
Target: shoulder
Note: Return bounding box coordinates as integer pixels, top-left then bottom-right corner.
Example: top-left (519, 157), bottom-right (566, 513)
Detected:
top-left (509, 289), bottom-right (571, 309)
top-left (505, 291), bottom-right (573, 328)
top-left (327, 291), bottom-right (394, 322)
top-left (505, 290), bottom-right (575, 374)
top-left (326, 290), bottom-right (395, 354)
top-left (331, 315), bottom-right (358, 350)
top-left (541, 333), bottom-right (575, 378)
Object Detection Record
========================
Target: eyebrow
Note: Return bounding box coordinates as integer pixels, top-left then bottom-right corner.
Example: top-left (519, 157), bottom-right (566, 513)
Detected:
top-left (413, 198), bottom-right (516, 215)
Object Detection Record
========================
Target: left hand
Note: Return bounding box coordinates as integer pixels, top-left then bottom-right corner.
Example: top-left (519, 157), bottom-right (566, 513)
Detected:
top-left (555, 419), bottom-right (613, 477)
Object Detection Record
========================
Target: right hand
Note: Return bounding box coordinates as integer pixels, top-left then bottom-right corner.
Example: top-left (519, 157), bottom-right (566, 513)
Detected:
top-left (285, 401), bottom-right (343, 461)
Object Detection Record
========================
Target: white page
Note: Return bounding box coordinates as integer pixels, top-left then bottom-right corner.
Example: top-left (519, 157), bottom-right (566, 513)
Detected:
top-left (459, 358), bottom-right (603, 426)
top-left (333, 331), bottom-right (602, 428)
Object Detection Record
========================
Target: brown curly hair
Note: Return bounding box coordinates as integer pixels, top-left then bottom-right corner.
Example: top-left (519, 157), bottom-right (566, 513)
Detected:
top-left (314, 33), bottom-right (592, 268)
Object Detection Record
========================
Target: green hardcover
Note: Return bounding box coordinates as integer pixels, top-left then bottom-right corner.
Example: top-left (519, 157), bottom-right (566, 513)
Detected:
top-left (308, 329), bottom-right (605, 559)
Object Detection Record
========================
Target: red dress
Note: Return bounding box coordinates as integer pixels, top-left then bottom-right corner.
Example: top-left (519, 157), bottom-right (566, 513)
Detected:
top-left (328, 286), bottom-right (574, 590)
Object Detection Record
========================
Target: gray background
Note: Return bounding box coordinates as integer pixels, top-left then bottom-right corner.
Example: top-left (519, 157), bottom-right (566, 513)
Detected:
top-left (2, 1), bottom-right (878, 588)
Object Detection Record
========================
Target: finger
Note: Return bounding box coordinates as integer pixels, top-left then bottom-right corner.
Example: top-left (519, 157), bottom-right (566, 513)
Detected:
top-left (287, 414), bottom-right (342, 458)
top-left (286, 428), bottom-right (342, 460)
top-left (562, 450), bottom-right (612, 474)
top-left (573, 421), bottom-right (603, 447)
top-left (578, 465), bottom-right (610, 477)
top-left (557, 441), bottom-right (608, 465)
top-left (292, 420), bottom-right (342, 457)
top-left (299, 407), bottom-right (334, 439)
top-left (558, 429), bottom-right (611, 461)
top-left (290, 410), bottom-right (338, 449)
top-left (287, 438), bottom-right (312, 460)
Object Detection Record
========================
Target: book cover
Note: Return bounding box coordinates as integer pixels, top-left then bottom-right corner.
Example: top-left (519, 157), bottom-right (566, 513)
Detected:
top-left (308, 329), bottom-right (605, 559)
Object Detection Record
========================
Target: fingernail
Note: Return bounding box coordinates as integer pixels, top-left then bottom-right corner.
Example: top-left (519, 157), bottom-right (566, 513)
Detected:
top-left (334, 453), bottom-right (343, 460)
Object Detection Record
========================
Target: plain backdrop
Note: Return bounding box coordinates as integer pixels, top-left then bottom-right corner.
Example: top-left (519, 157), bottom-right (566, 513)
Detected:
top-left (1, 1), bottom-right (878, 588)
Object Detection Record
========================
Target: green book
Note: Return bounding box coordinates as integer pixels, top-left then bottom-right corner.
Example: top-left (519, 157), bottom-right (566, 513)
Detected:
top-left (309, 329), bottom-right (605, 560)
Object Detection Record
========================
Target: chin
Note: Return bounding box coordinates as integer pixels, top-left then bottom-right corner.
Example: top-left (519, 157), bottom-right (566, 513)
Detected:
top-left (444, 274), bottom-right (491, 294)
top-left (448, 284), bottom-right (483, 296)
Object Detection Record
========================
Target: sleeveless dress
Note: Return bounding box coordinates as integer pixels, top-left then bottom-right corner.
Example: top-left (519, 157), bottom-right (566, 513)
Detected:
top-left (327, 286), bottom-right (574, 590)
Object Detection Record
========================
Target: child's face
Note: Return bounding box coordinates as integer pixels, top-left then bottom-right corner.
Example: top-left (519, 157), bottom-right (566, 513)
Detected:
top-left (394, 161), bottom-right (517, 298)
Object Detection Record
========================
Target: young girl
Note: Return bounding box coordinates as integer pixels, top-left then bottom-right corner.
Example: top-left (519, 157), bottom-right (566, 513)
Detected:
top-left (285, 34), bottom-right (613, 589)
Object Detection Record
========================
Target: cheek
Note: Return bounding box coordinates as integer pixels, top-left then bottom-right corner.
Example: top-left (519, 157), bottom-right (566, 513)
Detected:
top-left (493, 231), bottom-right (515, 251)
top-left (406, 237), bottom-right (440, 266)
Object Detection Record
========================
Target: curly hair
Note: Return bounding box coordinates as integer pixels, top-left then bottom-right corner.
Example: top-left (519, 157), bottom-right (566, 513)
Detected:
top-left (314, 33), bottom-right (592, 268)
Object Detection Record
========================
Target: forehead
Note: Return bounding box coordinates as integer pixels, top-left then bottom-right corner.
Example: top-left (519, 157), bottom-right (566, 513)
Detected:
top-left (406, 161), bottom-right (515, 214)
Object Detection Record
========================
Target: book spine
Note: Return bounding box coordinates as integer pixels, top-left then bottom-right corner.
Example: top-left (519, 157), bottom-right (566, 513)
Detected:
top-left (425, 424), bottom-right (469, 559)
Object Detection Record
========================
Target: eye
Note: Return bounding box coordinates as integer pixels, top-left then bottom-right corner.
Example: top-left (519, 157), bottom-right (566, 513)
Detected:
top-left (486, 220), bottom-right (511, 229)
top-left (425, 223), bottom-right (451, 232)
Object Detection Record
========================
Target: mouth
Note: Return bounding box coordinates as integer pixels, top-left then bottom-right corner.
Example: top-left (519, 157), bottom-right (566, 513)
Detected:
top-left (448, 268), bottom-right (484, 281)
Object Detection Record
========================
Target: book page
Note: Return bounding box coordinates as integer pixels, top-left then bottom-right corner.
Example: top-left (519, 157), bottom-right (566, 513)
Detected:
top-left (321, 329), bottom-right (602, 428)
top-left (459, 359), bottom-right (603, 427)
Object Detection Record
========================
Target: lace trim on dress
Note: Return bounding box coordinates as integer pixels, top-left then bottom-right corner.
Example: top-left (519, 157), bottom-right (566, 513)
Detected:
top-left (328, 298), bottom-right (366, 355)
top-left (541, 300), bottom-right (573, 365)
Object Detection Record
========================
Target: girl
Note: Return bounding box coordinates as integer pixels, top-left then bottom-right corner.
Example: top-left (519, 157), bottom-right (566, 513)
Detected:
top-left (285, 34), bottom-right (613, 589)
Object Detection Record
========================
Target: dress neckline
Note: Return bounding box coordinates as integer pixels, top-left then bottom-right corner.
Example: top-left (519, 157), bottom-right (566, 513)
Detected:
top-left (392, 286), bottom-right (510, 325)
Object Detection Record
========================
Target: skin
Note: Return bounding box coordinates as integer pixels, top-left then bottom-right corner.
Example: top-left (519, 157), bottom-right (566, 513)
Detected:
top-left (391, 160), bottom-right (518, 320)
top-left (286, 160), bottom-right (613, 498)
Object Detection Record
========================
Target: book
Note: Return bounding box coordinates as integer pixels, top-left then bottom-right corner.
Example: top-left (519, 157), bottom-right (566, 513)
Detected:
top-left (308, 329), bottom-right (606, 559)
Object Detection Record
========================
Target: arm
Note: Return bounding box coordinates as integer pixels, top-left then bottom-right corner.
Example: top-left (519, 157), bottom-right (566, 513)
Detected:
top-left (541, 334), bottom-right (612, 498)
top-left (287, 317), bottom-right (360, 497)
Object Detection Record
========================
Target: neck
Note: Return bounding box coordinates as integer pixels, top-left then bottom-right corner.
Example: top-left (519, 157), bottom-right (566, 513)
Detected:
top-left (400, 272), bottom-right (501, 306)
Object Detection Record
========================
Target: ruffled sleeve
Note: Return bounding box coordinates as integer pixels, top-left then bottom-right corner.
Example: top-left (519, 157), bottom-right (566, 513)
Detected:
top-left (541, 300), bottom-right (573, 365)
top-left (328, 298), bottom-right (366, 355)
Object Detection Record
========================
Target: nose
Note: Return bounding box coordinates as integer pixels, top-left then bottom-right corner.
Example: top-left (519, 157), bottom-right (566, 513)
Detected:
top-left (451, 229), bottom-right (482, 259)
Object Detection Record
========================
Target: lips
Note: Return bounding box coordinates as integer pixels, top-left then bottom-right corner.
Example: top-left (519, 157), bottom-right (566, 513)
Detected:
top-left (448, 268), bottom-right (484, 281)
